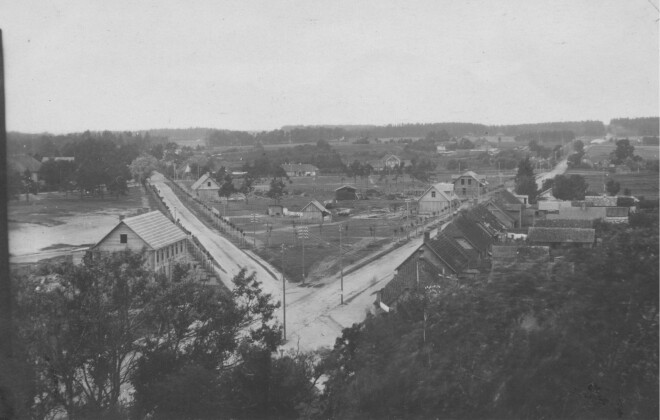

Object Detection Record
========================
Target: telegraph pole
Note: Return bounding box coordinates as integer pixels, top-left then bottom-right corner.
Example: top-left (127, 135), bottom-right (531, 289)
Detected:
top-left (339, 224), bottom-right (344, 305)
top-left (298, 225), bottom-right (309, 283)
top-left (251, 213), bottom-right (257, 248)
top-left (281, 244), bottom-right (286, 341)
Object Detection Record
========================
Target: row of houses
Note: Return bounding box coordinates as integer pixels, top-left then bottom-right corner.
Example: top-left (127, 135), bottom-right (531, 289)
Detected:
top-left (376, 188), bottom-right (601, 312)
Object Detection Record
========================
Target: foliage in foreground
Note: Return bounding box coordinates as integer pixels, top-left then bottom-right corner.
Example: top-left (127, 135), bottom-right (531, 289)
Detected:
top-left (318, 224), bottom-right (658, 419)
top-left (10, 252), bottom-right (320, 419)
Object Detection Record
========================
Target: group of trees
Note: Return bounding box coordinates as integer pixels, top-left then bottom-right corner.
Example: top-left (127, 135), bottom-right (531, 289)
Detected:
top-left (610, 117), bottom-right (659, 136)
top-left (318, 222), bottom-right (658, 419)
top-left (9, 251), bottom-right (320, 419)
top-left (514, 157), bottom-right (538, 203)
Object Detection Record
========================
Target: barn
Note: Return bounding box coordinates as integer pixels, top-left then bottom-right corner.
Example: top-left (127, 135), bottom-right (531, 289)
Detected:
top-left (335, 185), bottom-right (361, 201)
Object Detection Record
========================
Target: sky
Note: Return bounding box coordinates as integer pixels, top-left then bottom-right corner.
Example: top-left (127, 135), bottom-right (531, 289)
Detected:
top-left (0, 0), bottom-right (658, 133)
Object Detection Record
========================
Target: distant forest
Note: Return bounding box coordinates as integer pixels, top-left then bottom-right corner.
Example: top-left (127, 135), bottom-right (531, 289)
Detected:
top-left (610, 117), bottom-right (659, 136)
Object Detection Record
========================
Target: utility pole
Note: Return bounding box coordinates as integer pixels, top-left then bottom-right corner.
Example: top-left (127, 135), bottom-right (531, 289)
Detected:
top-left (298, 225), bottom-right (309, 283)
top-left (339, 223), bottom-right (344, 305)
top-left (251, 213), bottom-right (257, 248)
top-left (281, 244), bottom-right (286, 341)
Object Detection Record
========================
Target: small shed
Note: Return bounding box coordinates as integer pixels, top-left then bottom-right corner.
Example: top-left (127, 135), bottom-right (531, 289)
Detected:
top-left (267, 204), bottom-right (285, 216)
top-left (301, 200), bottom-right (331, 222)
top-left (527, 227), bottom-right (595, 248)
top-left (335, 185), bottom-right (361, 201)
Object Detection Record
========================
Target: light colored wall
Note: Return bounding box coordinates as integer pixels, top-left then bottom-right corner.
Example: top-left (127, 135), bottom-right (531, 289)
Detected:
top-left (418, 189), bottom-right (451, 214)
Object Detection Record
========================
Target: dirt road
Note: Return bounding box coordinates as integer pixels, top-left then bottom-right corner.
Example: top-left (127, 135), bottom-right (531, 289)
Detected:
top-left (149, 172), bottom-right (425, 351)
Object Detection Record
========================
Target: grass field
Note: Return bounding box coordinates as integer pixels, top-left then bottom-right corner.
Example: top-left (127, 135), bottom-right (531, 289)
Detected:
top-left (586, 143), bottom-right (660, 162)
top-left (565, 169), bottom-right (659, 199)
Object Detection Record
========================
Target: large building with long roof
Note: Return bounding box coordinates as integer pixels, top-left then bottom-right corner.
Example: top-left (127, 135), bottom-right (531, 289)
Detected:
top-left (92, 210), bottom-right (190, 276)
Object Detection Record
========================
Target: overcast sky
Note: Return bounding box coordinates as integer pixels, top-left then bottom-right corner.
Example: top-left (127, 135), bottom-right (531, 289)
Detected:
top-left (1, 0), bottom-right (658, 133)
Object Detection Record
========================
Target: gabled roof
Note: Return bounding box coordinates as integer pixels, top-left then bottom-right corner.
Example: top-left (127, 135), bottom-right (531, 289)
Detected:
top-left (451, 171), bottom-right (487, 184)
top-left (302, 200), bottom-right (329, 213)
top-left (443, 216), bottom-right (494, 254)
top-left (335, 184), bottom-right (357, 192)
top-left (191, 173), bottom-right (220, 190)
top-left (95, 211), bottom-right (188, 250)
top-left (382, 154), bottom-right (401, 162)
top-left (528, 227), bottom-right (595, 244)
top-left (281, 163), bottom-right (318, 172)
top-left (381, 257), bottom-right (446, 306)
top-left (417, 184), bottom-right (454, 203)
top-left (9, 154), bottom-right (42, 173)
top-left (468, 203), bottom-right (511, 231)
top-left (423, 233), bottom-right (473, 274)
top-left (491, 189), bottom-right (523, 206)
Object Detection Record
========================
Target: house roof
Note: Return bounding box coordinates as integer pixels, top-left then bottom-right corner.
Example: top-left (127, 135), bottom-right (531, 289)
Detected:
top-left (335, 185), bottom-right (357, 192)
top-left (605, 207), bottom-right (629, 217)
top-left (491, 189), bottom-right (523, 206)
top-left (191, 173), bottom-right (220, 190)
top-left (95, 211), bottom-right (188, 250)
top-left (527, 227), bottom-right (595, 244)
top-left (451, 171), bottom-right (487, 184)
top-left (585, 195), bottom-right (618, 207)
top-left (9, 154), bottom-right (42, 173)
top-left (423, 233), bottom-right (473, 274)
top-left (548, 207), bottom-right (607, 221)
top-left (281, 163), bottom-right (318, 173)
top-left (468, 203), bottom-right (511, 231)
top-left (380, 257), bottom-right (446, 306)
top-left (533, 219), bottom-right (594, 228)
top-left (443, 216), bottom-right (494, 254)
top-left (302, 200), bottom-right (329, 213)
top-left (383, 154), bottom-right (401, 162)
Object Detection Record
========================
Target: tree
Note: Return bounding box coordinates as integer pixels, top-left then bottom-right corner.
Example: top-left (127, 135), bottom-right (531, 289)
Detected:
top-left (129, 154), bottom-right (158, 185)
top-left (347, 160), bottom-right (362, 184)
top-left (610, 139), bottom-right (635, 164)
top-left (514, 158), bottom-right (537, 202)
top-left (266, 177), bottom-right (287, 203)
top-left (573, 139), bottom-right (584, 154)
top-left (218, 172), bottom-right (236, 201)
top-left (605, 179), bottom-right (620, 196)
top-left (13, 251), bottom-right (158, 419)
top-left (552, 174), bottom-right (589, 200)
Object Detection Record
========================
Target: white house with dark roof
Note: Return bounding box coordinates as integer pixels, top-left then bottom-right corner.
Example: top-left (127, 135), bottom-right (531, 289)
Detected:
top-left (191, 172), bottom-right (221, 201)
top-left (92, 211), bottom-right (190, 276)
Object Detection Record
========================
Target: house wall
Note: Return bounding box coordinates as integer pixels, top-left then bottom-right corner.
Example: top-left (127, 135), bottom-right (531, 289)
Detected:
top-left (153, 239), bottom-right (190, 276)
top-left (418, 190), bottom-right (451, 215)
top-left (196, 188), bottom-right (220, 202)
top-left (301, 207), bottom-right (323, 221)
top-left (453, 176), bottom-right (486, 198)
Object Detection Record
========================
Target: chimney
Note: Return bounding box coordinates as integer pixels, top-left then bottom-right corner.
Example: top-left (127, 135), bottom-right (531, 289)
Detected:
top-left (119, 215), bottom-right (125, 221)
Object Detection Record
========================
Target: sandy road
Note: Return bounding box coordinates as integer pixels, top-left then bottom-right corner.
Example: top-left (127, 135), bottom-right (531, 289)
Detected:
top-left (149, 172), bottom-right (425, 351)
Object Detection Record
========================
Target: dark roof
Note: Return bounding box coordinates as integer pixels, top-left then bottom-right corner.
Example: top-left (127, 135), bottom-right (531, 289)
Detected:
top-left (9, 154), bottom-right (42, 173)
top-left (491, 189), bottom-right (523, 205)
top-left (381, 256), bottom-right (448, 306)
top-left (335, 185), bottom-right (357, 192)
top-left (467, 203), bottom-right (509, 232)
top-left (605, 207), bottom-right (629, 217)
top-left (444, 216), bottom-right (494, 254)
top-left (528, 227), bottom-right (595, 244)
top-left (533, 219), bottom-right (594, 228)
top-left (423, 233), bottom-right (473, 274)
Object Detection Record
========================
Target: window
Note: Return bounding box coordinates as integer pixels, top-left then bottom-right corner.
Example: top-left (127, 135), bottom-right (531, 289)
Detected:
top-left (166, 248), bottom-right (169, 258)
top-left (462, 188), bottom-right (467, 195)
top-left (431, 191), bottom-right (436, 198)
top-left (468, 179), bottom-right (472, 185)
top-left (461, 179), bottom-right (465, 185)
top-left (120, 234), bottom-right (127, 244)
top-left (207, 182), bottom-right (211, 187)
top-left (156, 251), bottom-right (160, 263)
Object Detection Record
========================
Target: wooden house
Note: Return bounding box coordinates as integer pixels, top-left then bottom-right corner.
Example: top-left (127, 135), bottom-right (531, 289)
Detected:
top-left (301, 200), bottom-right (331, 222)
top-left (191, 173), bottom-right (221, 201)
top-left (417, 182), bottom-right (458, 216)
top-left (451, 171), bottom-right (488, 198)
top-left (92, 211), bottom-right (190, 277)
